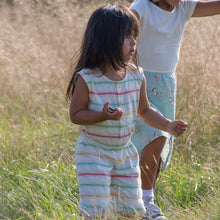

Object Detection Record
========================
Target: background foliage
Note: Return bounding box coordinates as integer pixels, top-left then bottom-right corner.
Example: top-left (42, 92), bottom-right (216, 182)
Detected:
top-left (0, 0), bottom-right (219, 219)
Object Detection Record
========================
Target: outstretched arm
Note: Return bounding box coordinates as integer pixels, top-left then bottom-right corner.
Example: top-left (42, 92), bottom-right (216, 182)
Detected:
top-left (137, 76), bottom-right (187, 136)
top-left (192, 0), bottom-right (220, 17)
top-left (69, 75), bottom-right (123, 125)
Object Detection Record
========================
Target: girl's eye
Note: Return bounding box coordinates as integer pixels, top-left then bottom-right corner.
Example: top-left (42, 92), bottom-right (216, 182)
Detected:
top-left (126, 32), bottom-right (131, 37)
top-left (126, 34), bottom-right (137, 39)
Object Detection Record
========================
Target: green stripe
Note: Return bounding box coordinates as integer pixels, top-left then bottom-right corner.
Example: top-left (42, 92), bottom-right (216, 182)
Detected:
top-left (94, 120), bottom-right (134, 128)
top-left (86, 78), bottom-right (142, 85)
top-left (77, 141), bottom-right (133, 151)
top-left (112, 184), bottom-right (138, 189)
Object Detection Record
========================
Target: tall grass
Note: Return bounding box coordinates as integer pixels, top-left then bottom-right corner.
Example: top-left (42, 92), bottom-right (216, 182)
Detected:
top-left (0, 0), bottom-right (219, 219)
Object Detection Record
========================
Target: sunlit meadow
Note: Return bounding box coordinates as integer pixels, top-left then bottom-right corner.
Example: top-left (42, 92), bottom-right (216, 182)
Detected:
top-left (0, 0), bottom-right (219, 219)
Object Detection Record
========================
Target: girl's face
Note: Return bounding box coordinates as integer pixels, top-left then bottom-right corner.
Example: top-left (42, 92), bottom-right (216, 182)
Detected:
top-left (122, 34), bottom-right (137, 63)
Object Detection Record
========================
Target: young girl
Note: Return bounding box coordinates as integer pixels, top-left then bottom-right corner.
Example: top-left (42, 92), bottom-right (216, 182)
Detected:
top-left (130, 0), bottom-right (220, 219)
top-left (66, 5), bottom-right (187, 219)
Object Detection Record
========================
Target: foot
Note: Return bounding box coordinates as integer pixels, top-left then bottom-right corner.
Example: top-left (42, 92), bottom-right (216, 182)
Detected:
top-left (142, 200), bottom-right (168, 220)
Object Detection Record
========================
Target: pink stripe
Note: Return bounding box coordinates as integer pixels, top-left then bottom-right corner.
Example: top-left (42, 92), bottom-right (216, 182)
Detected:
top-left (78, 173), bottom-right (111, 177)
top-left (85, 130), bottom-right (132, 139)
top-left (90, 89), bottom-right (140, 95)
top-left (78, 173), bottom-right (138, 178)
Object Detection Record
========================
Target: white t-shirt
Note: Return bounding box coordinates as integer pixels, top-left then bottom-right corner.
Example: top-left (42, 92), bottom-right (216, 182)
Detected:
top-left (130, 0), bottom-right (198, 72)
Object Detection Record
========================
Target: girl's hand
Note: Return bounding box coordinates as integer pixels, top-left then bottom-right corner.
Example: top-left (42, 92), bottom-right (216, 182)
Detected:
top-left (167, 120), bottom-right (188, 136)
top-left (103, 101), bottom-right (123, 120)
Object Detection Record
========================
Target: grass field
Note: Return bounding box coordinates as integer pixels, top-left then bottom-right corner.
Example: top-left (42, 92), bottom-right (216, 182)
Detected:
top-left (0, 0), bottom-right (219, 219)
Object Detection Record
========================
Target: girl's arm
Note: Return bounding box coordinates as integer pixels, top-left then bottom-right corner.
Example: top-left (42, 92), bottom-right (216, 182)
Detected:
top-left (137, 76), bottom-right (187, 136)
top-left (69, 75), bottom-right (123, 125)
top-left (192, 0), bottom-right (220, 17)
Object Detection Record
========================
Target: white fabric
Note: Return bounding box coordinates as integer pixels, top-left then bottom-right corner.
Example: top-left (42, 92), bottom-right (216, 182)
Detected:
top-left (130, 0), bottom-right (198, 72)
top-left (142, 188), bottom-right (154, 202)
top-left (77, 66), bottom-right (143, 147)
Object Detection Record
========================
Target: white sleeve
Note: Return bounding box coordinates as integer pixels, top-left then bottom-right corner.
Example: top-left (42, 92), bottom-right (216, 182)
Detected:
top-left (182, 0), bottom-right (198, 21)
top-left (130, 0), bottom-right (147, 19)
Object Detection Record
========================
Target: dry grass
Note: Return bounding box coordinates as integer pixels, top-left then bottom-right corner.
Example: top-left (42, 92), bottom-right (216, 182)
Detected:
top-left (0, 0), bottom-right (219, 219)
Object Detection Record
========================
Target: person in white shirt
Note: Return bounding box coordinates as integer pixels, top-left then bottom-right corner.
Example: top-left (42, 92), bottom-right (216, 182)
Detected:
top-left (130, 0), bottom-right (220, 219)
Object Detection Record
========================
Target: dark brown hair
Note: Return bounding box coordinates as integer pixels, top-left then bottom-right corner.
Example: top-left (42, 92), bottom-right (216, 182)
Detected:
top-left (66, 5), bottom-right (140, 99)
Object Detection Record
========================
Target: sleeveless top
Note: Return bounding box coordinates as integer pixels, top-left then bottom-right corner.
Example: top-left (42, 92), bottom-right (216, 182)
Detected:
top-left (77, 65), bottom-right (144, 148)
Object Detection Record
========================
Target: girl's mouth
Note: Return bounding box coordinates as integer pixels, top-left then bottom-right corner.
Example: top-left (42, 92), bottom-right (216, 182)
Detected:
top-left (129, 49), bottom-right (135, 55)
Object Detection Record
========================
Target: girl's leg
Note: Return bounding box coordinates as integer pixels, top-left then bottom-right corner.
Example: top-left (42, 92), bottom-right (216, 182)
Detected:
top-left (75, 137), bottom-right (112, 218)
top-left (140, 136), bottom-right (168, 219)
top-left (140, 136), bottom-right (166, 190)
top-left (110, 145), bottom-right (145, 218)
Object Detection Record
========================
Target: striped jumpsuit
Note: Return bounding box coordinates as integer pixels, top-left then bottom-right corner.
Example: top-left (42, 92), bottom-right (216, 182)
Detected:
top-left (74, 66), bottom-right (146, 217)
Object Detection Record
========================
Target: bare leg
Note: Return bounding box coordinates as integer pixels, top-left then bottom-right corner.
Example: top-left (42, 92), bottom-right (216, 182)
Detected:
top-left (140, 136), bottom-right (166, 190)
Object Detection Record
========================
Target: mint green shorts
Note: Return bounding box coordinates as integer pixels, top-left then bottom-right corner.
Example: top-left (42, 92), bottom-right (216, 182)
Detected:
top-left (132, 71), bottom-right (177, 171)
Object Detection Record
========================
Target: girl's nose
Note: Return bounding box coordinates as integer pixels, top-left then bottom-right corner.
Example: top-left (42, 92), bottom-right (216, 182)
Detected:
top-left (131, 36), bottom-right (136, 45)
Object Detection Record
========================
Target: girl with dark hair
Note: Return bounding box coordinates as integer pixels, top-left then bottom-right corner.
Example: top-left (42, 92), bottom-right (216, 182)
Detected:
top-left (66, 5), bottom-right (187, 219)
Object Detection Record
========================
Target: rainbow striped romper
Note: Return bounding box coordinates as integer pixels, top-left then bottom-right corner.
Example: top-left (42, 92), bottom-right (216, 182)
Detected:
top-left (75, 66), bottom-right (146, 218)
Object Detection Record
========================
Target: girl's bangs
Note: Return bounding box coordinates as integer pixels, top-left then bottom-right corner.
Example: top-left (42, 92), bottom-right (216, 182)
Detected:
top-left (126, 14), bottom-right (139, 37)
